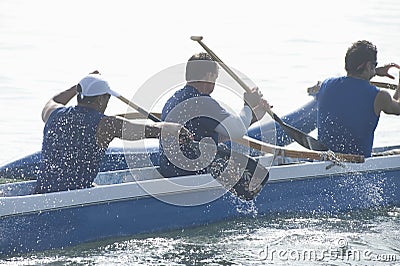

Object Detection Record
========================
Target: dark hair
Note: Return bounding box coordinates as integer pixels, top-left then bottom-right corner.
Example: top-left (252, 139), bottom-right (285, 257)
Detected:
top-left (345, 40), bottom-right (377, 75)
top-left (185, 52), bottom-right (219, 82)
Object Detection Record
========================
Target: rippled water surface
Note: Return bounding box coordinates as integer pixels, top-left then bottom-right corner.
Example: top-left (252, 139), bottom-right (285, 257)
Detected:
top-left (2, 208), bottom-right (399, 265)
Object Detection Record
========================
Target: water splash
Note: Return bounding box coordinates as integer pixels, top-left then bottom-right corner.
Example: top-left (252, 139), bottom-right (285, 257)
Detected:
top-left (336, 171), bottom-right (387, 208)
top-left (225, 193), bottom-right (259, 217)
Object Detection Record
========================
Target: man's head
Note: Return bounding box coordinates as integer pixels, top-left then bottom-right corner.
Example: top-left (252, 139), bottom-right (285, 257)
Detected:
top-left (345, 40), bottom-right (377, 78)
top-left (77, 74), bottom-right (118, 112)
top-left (185, 53), bottom-right (219, 94)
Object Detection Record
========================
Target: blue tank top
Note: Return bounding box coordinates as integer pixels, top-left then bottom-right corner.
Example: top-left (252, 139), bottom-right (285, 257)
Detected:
top-left (159, 85), bottom-right (230, 177)
top-left (35, 106), bottom-right (107, 193)
top-left (317, 77), bottom-right (379, 157)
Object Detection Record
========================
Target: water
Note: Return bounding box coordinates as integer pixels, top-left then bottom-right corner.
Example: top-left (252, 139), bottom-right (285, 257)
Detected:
top-left (2, 209), bottom-right (399, 265)
top-left (1, 0), bottom-right (399, 264)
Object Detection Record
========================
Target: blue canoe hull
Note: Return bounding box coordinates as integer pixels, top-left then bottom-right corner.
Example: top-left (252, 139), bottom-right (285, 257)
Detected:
top-left (1, 163), bottom-right (399, 256)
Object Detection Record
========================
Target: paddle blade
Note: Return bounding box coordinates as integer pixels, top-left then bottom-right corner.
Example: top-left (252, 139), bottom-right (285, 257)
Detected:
top-left (230, 155), bottom-right (270, 201)
top-left (272, 113), bottom-right (329, 151)
top-left (210, 144), bottom-right (269, 201)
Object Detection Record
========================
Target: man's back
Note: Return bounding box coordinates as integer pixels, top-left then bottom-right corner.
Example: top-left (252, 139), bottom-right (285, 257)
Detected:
top-left (159, 85), bottom-right (230, 177)
top-left (317, 76), bottom-right (379, 157)
top-left (35, 106), bottom-right (106, 193)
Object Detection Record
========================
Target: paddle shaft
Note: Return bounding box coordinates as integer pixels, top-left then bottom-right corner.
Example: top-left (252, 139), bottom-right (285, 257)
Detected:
top-left (237, 136), bottom-right (364, 163)
top-left (194, 40), bottom-right (252, 93)
top-left (116, 112), bottom-right (161, 120)
top-left (191, 36), bottom-right (328, 152)
top-left (371, 81), bottom-right (397, 90)
top-left (116, 95), bottom-right (161, 123)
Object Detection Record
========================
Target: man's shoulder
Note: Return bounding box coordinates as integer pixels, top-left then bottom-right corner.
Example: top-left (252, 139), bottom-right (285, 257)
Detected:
top-left (46, 105), bottom-right (68, 120)
top-left (375, 89), bottom-right (391, 103)
top-left (322, 76), bottom-right (345, 85)
top-left (172, 85), bottom-right (199, 98)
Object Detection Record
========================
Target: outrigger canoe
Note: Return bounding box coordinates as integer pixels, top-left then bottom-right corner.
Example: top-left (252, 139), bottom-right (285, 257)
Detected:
top-left (0, 99), bottom-right (399, 257)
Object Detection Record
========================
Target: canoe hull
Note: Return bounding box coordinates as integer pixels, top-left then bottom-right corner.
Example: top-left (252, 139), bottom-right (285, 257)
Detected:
top-left (1, 156), bottom-right (399, 256)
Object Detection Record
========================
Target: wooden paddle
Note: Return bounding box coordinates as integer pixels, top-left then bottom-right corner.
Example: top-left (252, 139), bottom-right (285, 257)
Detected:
top-left (116, 95), bottom-right (161, 122)
top-left (309, 81), bottom-right (397, 94)
top-left (116, 112), bottom-right (161, 120)
top-left (115, 107), bottom-right (364, 164)
top-left (114, 94), bottom-right (270, 201)
top-left (190, 36), bottom-right (329, 152)
top-left (235, 136), bottom-right (364, 163)
top-left (371, 81), bottom-right (397, 90)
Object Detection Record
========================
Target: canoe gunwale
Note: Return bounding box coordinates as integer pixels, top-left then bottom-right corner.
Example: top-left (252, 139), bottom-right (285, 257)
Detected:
top-left (1, 153), bottom-right (400, 218)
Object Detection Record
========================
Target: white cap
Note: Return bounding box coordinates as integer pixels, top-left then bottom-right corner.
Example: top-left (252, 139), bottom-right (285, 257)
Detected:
top-left (78, 74), bottom-right (120, 97)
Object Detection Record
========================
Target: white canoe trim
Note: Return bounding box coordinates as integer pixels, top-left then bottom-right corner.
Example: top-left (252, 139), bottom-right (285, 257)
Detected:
top-left (1, 154), bottom-right (400, 217)
top-left (0, 172), bottom-right (224, 217)
top-left (267, 154), bottom-right (400, 182)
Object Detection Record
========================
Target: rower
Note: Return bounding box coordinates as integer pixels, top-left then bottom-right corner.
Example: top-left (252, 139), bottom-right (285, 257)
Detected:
top-left (158, 53), bottom-right (271, 178)
top-left (317, 40), bottom-right (400, 157)
top-left (34, 72), bottom-right (188, 194)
